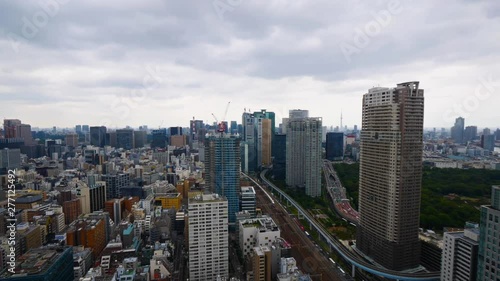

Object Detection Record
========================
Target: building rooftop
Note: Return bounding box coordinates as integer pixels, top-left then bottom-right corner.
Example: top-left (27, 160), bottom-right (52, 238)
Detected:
top-left (1, 246), bottom-right (72, 278)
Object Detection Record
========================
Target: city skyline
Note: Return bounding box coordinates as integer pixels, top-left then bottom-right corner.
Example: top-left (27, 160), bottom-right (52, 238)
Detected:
top-left (1, 1), bottom-right (499, 128)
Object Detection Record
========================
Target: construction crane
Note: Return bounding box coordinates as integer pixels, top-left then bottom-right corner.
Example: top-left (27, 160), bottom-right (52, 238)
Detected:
top-left (211, 101), bottom-right (231, 133)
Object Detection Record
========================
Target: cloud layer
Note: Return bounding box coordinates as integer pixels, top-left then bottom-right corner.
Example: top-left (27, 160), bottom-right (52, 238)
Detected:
top-left (1, 0), bottom-right (499, 129)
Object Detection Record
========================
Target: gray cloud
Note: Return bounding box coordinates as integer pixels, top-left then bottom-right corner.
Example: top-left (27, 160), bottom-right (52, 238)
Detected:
top-left (0, 0), bottom-right (499, 128)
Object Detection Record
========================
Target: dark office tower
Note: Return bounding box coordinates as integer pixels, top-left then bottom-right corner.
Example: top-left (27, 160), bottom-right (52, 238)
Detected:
top-left (116, 129), bottom-right (134, 150)
top-left (272, 134), bottom-right (286, 180)
top-left (106, 132), bottom-right (117, 148)
top-left (82, 125), bottom-right (89, 133)
top-left (481, 135), bottom-right (495, 152)
top-left (496, 129), bottom-right (500, 141)
top-left (75, 125), bottom-right (82, 134)
top-left (464, 126), bottom-right (478, 142)
top-left (356, 82), bottom-right (424, 271)
top-left (204, 133), bottom-right (241, 224)
top-left (286, 116), bottom-right (322, 197)
top-left (230, 121), bottom-right (238, 134)
top-left (326, 132), bottom-right (344, 161)
top-left (151, 129), bottom-right (167, 149)
top-left (133, 130), bottom-right (147, 148)
top-left (90, 126), bottom-right (107, 147)
top-left (102, 173), bottom-right (130, 200)
top-left (169, 126), bottom-right (182, 136)
top-left (241, 112), bottom-right (256, 173)
top-left (451, 117), bottom-right (465, 144)
top-left (3, 119), bottom-right (21, 138)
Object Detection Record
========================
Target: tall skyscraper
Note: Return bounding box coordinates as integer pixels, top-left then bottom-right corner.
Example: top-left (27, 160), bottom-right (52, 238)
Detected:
top-left (481, 134), bottom-right (495, 152)
top-left (242, 112), bottom-right (257, 173)
top-left (326, 132), bottom-right (344, 161)
top-left (356, 81), bottom-right (424, 270)
top-left (464, 126), bottom-right (478, 143)
top-left (271, 134), bottom-right (286, 180)
top-left (477, 186), bottom-right (500, 281)
top-left (90, 126), bottom-right (107, 147)
top-left (188, 194), bottom-right (228, 280)
top-left (189, 119), bottom-right (205, 147)
top-left (116, 129), bottom-right (134, 150)
top-left (16, 124), bottom-right (33, 145)
top-left (286, 113), bottom-right (322, 197)
top-left (3, 119), bottom-right (21, 138)
top-left (204, 133), bottom-right (241, 224)
top-left (151, 129), bottom-right (167, 149)
top-left (451, 117), bottom-right (465, 144)
top-left (133, 130), bottom-right (147, 148)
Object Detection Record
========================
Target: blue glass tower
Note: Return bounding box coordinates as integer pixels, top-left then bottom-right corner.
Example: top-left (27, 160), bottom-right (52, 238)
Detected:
top-left (326, 132), bottom-right (344, 161)
top-left (205, 133), bottom-right (241, 224)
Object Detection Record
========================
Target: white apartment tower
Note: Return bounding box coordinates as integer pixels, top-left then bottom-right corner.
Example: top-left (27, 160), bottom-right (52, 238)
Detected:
top-left (188, 194), bottom-right (229, 281)
top-left (286, 110), bottom-right (322, 197)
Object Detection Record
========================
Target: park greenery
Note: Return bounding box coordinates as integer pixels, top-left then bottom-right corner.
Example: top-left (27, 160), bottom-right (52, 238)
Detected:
top-left (333, 163), bottom-right (500, 231)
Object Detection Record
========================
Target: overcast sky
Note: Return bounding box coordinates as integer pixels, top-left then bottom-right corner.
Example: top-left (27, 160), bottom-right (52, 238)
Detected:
top-left (1, 0), bottom-right (499, 130)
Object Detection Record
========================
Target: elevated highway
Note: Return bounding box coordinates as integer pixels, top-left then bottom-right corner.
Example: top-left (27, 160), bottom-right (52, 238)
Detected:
top-left (242, 170), bottom-right (440, 281)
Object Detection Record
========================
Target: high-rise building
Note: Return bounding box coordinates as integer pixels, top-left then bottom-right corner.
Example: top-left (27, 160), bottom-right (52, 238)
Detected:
top-left (3, 119), bottom-right (21, 138)
top-left (481, 135), bottom-right (495, 152)
top-left (288, 109), bottom-right (309, 120)
top-left (240, 186), bottom-right (256, 217)
top-left (106, 131), bottom-right (117, 148)
top-left (286, 115), bottom-right (322, 197)
top-left (189, 119), bottom-right (205, 147)
top-left (254, 117), bottom-right (272, 167)
top-left (188, 194), bottom-right (228, 281)
top-left (356, 81), bottom-right (424, 270)
top-left (326, 132), bottom-right (344, 161)
top-left (90, 126), bottom-right (107, 147)
top-left (204, 133), bottom-right (241, 224)
top-left (477, 186), bottom-right (500, 281)
top-left (495, 129), bottom-right (500, 141)
top-left (0, 246), bottom-right (74, 281)
top-left (169, 126), bottom-right (182, 136)
top-left (483, 128), bottom-right (491, 136)
top-left (151, 129), bottom-right (167, 149)
top-left (133, 130), bottom-right (147, 148)
top-left (441, 224), bottom-right (479, 281)
top-left (170, 135), bottom-right (187, 147)
top-left (65, 133), bottom-right (79, 147)
top-left (75, 125), bottom-right (82, 134)
top-left (252, 246), bottom-right (272, 281)
top-left (116, 129), bottom-right (134, 150)
top-left (102, 173), bottom-right (130, 200)
top-left (16, 124), bottom-right (33, 145)
top-left (82, 125), bottom-right (89, 133)
top-left (230, 121), bottom-right (238, 134)
top-left (242, 112), bottom-right (257, 173)
top-left (0, 148), bottom-right (21, 173)
top-left (451, 117), bottom-right (465, 144)
top-left (464, 126), bottom-right (478, 142)
top-left (272, 134), bottom-right (286, 180)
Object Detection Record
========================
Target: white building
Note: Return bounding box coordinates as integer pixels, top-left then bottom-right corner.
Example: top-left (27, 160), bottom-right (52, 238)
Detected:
top-left (241, 186), bottom-right (256, 217)
top-left (188, 194), bottom-right (228, 281)
top-left (441, 225), bottom-right (479, 281)
top-left (239, 216), bottom-right (280, 257)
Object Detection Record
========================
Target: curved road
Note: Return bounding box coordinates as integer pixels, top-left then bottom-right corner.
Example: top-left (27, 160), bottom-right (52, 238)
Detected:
top-left (258, 169), bottom-right (440, 281)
